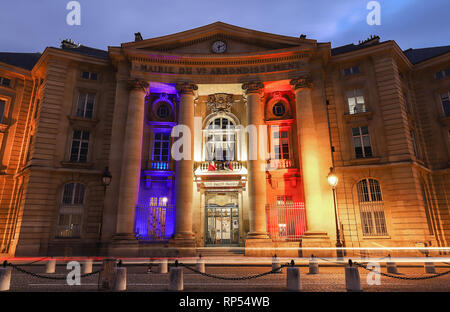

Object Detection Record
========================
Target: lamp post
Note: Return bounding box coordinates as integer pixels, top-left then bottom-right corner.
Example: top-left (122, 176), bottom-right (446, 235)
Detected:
top-left (327, 167), bottom-right (343, 260)
top-left (98, 166), bottom-right (112, 240)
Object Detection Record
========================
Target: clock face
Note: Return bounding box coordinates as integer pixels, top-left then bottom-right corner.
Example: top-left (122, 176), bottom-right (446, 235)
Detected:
top-left (211, 40), bottom-right (227, 53)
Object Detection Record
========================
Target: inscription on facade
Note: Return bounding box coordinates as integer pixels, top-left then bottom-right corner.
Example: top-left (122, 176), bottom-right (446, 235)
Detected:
top-left (135, 61), bottom-right (307, 75)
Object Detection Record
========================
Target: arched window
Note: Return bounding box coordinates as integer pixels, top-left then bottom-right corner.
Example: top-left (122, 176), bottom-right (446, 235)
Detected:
top-left (56, 183), bottom-right (85, 238)
top-left (356, 178), bottom-right (388, 236)
top-left (205, 116), bottom-right (236, 161)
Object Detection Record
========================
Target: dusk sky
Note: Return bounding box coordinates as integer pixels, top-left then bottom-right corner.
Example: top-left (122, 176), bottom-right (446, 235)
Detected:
top-left (1, 0), bottom-right (449, 53)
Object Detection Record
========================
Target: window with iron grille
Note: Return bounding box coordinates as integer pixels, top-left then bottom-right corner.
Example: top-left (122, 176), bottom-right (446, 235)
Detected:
top-left (352, 126), bottom-right (372, 158)
top-left (357, 178), bottom-right (388, 236)
top-left (76, 93), bottom-right (95, 118)
top-left (56, 183), bottom-right (85, 238)
top-left (70, 130), bottom-right (90, 162)
top-left (441, 92), bottom-right (450, 117)
top-left (346, 89), bottom-right (366, 114)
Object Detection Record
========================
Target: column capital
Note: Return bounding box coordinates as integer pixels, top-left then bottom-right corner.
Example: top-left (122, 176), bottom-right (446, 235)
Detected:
top-left (242, 81), bottom-right (264, 95)
top-left (176, 82), bottom-right (198, 95)
top-left (290, 76), bottom-right (313, 91)
top-left (127, 79), bottom-right (149, 92)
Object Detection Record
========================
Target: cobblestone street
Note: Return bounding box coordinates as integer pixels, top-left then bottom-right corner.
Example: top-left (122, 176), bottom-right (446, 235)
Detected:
top-left (4, 262), bottom-right (450, 292)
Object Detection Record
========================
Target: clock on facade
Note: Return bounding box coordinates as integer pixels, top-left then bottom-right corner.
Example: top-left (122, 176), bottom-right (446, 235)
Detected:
top-left (211, 40), bottom-right (227, 53)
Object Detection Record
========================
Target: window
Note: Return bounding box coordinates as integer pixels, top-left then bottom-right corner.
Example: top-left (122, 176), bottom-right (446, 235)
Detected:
top-left (441, 92), bottom-right (450, 117)
top-left (76, 93), bottom-right (95, 118)
top-left (56, 183), bottom-right (85, 238)
top-left (81, 71), bottom-right (98, 80)
top-left (435, 68), bottom-right (450, 80)
top-left (346, 89), bottom-right (366, 114)
top-left (352, 126), bottom-right (372, 158)
top-left (273, 130), bottom-right (290, 160)
top-left (410, 130), bottom-right (418, 157)
top-left (70, 130), bottom-right (90, 162)
top-left (34, 99), bottom-right (40, 119)
top-left (344, 66), bottom-right (360, 76)
top-left (403, 93), bottom-right (410, 113)
top-left (205, 117), bottom-right (236, 161)
top-left (156, 102), bottom-right (170, 119)
top-left (356, 178), bottom-right (388, 236)
top-left (153, 132), bottom-right (170, 161)
top-left (272, 102), bottom-right (286, 117)
top-left (0, 99), bottom-right (5, 123)
top-left (0, 77), bottom-right (11, 87)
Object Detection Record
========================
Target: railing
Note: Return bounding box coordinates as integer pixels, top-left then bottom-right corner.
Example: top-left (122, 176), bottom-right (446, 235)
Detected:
top-left (56, 224), bottom-right (81, 238)
top-left (197, 161), bottom-right (243, 172)
top-left (134, 205), bottom-right (175, 240)
top-left (267, 158), bottom-right (294, 170)
top-left (265, 202), bottom-right (306, 241)
top-left (149, 160), bottom-right (170, 171)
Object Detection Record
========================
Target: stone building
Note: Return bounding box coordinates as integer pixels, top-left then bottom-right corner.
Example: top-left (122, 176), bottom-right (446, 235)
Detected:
top-left (0, 22), bottom-right (448, 257)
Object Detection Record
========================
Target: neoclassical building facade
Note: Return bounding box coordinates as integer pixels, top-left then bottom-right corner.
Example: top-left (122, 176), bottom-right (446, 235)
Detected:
top-left (0, 22), bottom-right (449, 257)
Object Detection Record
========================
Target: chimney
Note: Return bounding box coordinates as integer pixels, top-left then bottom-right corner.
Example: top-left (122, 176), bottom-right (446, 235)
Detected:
top-left (135, 32), bottom-right (143, 42)
top-left (299, 34), bottom-right (307, 39)
top-left (61, 39), bottom-right (79, 49)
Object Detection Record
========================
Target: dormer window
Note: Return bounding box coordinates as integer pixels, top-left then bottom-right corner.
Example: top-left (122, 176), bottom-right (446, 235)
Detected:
top-left (0, 77), bottom-right (11, 87)
top-left (344, 66), bottom-right (360, 76)
top-left (81, 71), bottom-right (98, 81)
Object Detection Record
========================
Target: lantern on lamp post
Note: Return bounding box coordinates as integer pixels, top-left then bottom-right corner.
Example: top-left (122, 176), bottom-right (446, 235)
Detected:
top-left (327, 167), bottom-right (343, 260)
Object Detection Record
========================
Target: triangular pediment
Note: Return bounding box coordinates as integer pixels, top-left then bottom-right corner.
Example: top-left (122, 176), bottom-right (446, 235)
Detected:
top-left (122, 22), bottom-right (316, 54)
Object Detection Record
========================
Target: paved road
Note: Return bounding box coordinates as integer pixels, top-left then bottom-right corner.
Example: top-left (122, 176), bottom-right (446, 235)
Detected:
top-left (5, 264), bottom-right (450, 292)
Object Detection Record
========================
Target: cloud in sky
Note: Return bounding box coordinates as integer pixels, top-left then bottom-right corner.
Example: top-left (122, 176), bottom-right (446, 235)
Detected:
top-left (0, 0), bottom-right (448, 52)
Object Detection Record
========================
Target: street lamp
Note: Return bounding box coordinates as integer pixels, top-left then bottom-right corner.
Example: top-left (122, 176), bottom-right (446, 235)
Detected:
top-left (98, 167), bottom-right (112, 240)
top-left (327, 167), bottom-right (343, 260)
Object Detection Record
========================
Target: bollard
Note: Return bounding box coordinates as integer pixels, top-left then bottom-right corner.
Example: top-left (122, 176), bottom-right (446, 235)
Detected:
top-left (99, 258), bottom-right (117, 291)
top-left (169, 261), bottom-right (183, 291)
top-left (115, 266), bottom-right (127, 291)
top-left (286, 260), bottom-right (301, 291)
top-left (196, 255), bottom-right (205, 273)
top-left (272, 255), bottom-right (281, 273)
top-left (0, 261), bottom-right (12, 291)
top-left (45, 258), bottom-right (56, 274)
top-left (158, 258), bottom-right (168, 274)
top-left (345, 260), bottom-right (362, 292)
top-left (309, 255), bottom-right (319, 274)
top-left (386, 262), bottom-right (398, 274)
top-left (424, 262), bottom-right (436, 274)
top-left (82, 259), bottom-right (93, 274)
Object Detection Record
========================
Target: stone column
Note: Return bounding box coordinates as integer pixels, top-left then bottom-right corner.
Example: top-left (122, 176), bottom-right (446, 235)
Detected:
top-left (113, 79), bottom-right (148, 240)
top-left (172, 82), bottom-right (197, 245)
top-left (242, 82), bottom-right (269, 239)
top-left (290, 77), bottom-right (330, 237)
